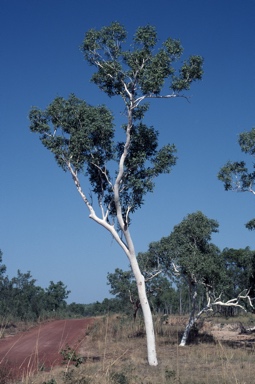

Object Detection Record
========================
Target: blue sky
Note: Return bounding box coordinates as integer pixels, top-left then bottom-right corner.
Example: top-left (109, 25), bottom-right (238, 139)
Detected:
top-left (1, 0), bottom-right (255, 304)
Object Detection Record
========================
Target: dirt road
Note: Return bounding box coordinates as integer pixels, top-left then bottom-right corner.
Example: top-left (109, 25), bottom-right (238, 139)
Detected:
top-left (0, 318), bottom-right (94, 380)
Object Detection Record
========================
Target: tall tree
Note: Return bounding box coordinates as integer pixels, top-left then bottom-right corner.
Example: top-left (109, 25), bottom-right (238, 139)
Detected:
top-left (29, 22), bottom-right (203, 365)
top-left (218, 128), bottom-right (255, 229)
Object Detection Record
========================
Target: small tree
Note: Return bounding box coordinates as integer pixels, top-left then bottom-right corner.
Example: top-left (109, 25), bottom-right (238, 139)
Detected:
top-left (10, 270), bottom-right (46, 321)
top-left (45, 281), bottom-right (70, 311)
top-left (218, 127), bottom-right (255, 229)
top-left (29, 22), bottom-right (203, 365)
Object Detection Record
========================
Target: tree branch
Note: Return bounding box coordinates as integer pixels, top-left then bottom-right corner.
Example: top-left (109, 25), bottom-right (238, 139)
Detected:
top-left (210, 289), bottom-right (254, 312)
top-left (145, 270), bottom-right (162, 282)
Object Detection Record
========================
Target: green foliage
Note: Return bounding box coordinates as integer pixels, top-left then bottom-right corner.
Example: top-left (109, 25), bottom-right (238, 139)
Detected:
top-left (107, 268), bottom-right (135, 301)
top-left (61, 344), bottom-right (84, 367)
top-left (138, 212), bottom-right (228, 312)
top-left (46, 281), bottom-right (70, 311)
top-left (0, 250), bottom-right (71, 321)
top-left (161, 211), bottom-right (223, 287)
top-left (30, 22), bottom-right (203, 224)
top-left (109, 371), bottom-right (130, 384)
top-left (222, 247), bottom-right (255, 300)
top-left (218, 127), bottom-right (255, 229)
top-left (30, 94), bottom-right (114, 174)
top-left (0, 250), bottom-right (6, 277)
top-left (239, 128), bottom-right (255, 154)
top-left (30, 94), bottom-right (177, 220)
top-left (246, 218), bottom-right (255, 231)
top-left (218, 161), bottom-right (249, 191)
top-left (67, 298), bottom-right (123, 317)
top-left (82, 21), bottom-right (203, 98)
top-left (10, 270), bottom-right (47, 320)
top-left (107, 268), bottom-right (140, 317)
top-left (165, 368), bottom-right (177, 382)
top-left (141, 211), bottom-right (222, 284)
top-left (107, 266), bottom-right (178, 316)
top-left (42, 379), bottom-right (57, 384)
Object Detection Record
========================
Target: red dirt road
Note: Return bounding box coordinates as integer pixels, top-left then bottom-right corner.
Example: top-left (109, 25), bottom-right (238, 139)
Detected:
top-left (0, 318), bottom-right (94, 380)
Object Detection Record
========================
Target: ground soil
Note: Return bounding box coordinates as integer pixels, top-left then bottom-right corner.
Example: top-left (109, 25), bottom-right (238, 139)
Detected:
top-left (1, 317), bottom-right (255, 383)
top-left (210, 322), bottom-right (255, 345)
top-left (0, 318), bottom-right (94, 380)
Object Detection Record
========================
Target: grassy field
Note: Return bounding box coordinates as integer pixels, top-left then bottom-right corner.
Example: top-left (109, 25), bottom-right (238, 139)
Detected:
top-left (3, 314), bottom-right (255, 384)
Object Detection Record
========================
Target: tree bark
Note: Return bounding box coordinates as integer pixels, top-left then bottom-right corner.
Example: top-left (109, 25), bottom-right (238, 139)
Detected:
top-left (129, 252), bottom-right (158, 366)
top-left (180, 286), bottom-right (197, 347)
top-left (68, 103), bottom-right (158, 366)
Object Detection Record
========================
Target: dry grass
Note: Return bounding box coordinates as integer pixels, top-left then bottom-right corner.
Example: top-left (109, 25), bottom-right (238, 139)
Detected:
top-left (9, 314), bottom-right (255, 384)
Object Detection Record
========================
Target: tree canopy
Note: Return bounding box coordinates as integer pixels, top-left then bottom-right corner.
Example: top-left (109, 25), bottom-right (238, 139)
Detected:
top-left (30, 22), bottom-right (203, 225)
top-left (135, 212), bottom-right (254, 345)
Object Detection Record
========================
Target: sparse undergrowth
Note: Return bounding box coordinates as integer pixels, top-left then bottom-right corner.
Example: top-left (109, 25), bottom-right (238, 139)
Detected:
top-left (5, 314), bottom-right (255, 384)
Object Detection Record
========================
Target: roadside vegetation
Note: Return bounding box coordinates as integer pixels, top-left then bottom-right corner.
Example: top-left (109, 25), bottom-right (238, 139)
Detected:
top-left (4, 312), bottom-right (255, 384)
top-left (1, 239), bottom-right (255, 383)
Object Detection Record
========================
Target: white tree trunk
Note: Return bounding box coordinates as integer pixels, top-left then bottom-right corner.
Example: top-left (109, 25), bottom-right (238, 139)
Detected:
top-left (180, 286), bottom-right (198, 347)
top-left (68, 118), bottom-right (159, 366)
top-left (179, 287), bottom-right (254, 347)
top-left (129, 253), bottom-right (158, 366)
top-left (179, 314), bottom-right (196, 346)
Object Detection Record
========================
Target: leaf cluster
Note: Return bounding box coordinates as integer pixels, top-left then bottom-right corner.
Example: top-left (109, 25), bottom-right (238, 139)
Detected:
top-left (0, 252), bottom-right (71, 321)
top-left (30, 93), bottom-right (177, 219)
top-left (222, 247), bottom-right (255, 298)
top-left (30, 94), bottom-right (114, 173)
top-left (218, 127), bottom-right (255, 229)
top-left (82, 22), bottom-right (203, 100)
top-left (218, 128), bottom-right (255, 192)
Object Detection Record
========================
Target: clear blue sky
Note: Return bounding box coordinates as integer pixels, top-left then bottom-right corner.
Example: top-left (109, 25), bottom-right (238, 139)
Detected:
top-left (1, 0), bottom-right (255, 304)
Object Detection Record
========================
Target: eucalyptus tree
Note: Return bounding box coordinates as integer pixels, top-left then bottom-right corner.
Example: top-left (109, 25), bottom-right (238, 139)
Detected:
top-left (139, 211), bottom-right (254, 346)
top-left (29, 22), bottom-right (203, 365)
top-left (218, 128), bottom-right (255, 230)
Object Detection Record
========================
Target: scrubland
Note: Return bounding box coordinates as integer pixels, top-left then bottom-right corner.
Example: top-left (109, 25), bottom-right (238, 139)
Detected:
top-left (2, 314), bottom-right (255, 384)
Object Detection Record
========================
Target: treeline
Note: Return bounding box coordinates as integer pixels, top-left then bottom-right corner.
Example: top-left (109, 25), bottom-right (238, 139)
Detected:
top-left (106, 212), bottom-right (255, 324)
top-left (0, 248), bottom-right (178, 321)
top-left (0, 249), bottom-right (129, 322)
top-left (2, 221), bottom-right (255, 324)
top-left (0, 250), bottom-right (71, 321)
